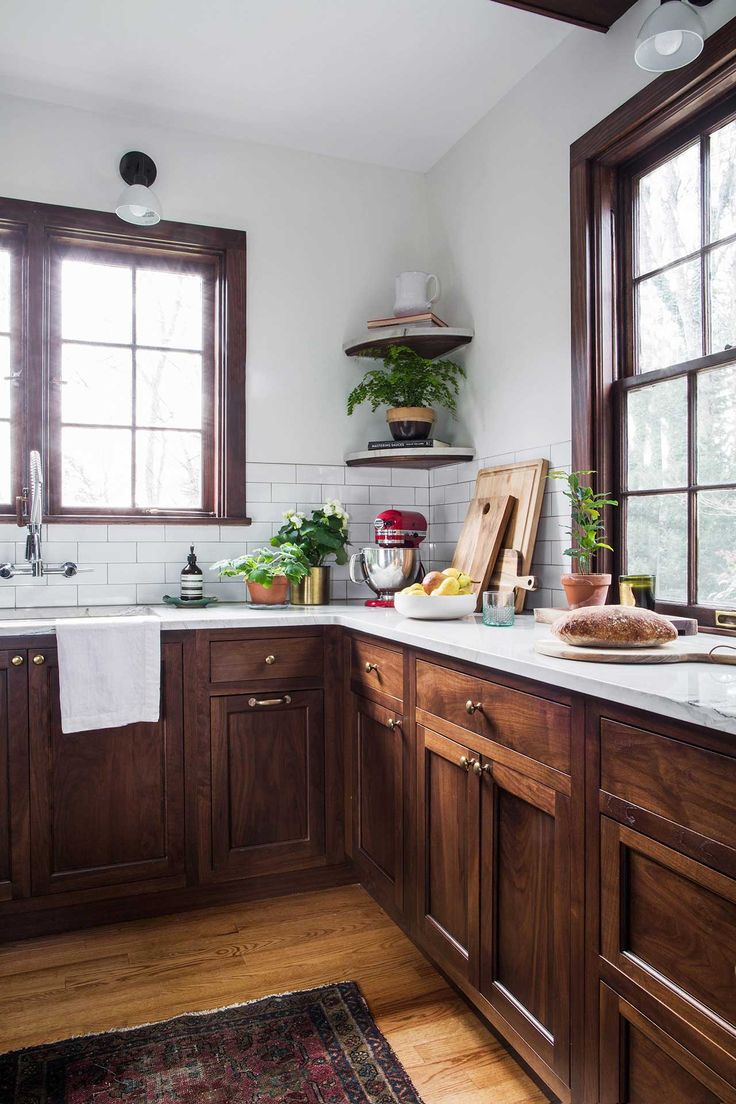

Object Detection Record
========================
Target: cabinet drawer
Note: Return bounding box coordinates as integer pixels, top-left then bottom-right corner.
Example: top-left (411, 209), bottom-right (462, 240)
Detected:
top-left (350, 637), bottom-right (403, 703)
top-left (601, 818), bottom-right (736, 1050)
top-left (600, 719), bottom-right (736, 850)
top-left (416, 660), bottom-right (570, 774)
top-left (209, 635), bottom-right (323, 684)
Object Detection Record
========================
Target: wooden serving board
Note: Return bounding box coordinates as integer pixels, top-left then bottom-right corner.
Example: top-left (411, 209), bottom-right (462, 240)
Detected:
top-left (451, 494), bottom-right (515, 611)
top-left (535, 638), bottom-right (736, 665)
top-left (474, 459), bottom-right (548, 612)
top-left (489, 549), bottom-right (537, 593)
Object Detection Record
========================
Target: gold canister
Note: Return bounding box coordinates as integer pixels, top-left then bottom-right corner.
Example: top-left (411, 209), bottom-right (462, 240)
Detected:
top-left (290, 566), bottom-right (331, 606)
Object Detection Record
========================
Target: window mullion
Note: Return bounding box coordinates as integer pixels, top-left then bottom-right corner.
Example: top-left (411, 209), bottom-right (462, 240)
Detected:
top-left (131, 261), bottom-right (137, 512)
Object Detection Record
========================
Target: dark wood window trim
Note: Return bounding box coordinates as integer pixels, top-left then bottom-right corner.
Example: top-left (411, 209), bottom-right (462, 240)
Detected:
top-left (570, 17), bottom-right (736, 628)
top-left (0, 196), bottom-right (249, 525)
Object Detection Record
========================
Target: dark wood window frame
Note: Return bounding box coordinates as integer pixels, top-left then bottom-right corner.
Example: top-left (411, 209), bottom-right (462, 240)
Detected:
top-left (571, 17), bottom-right (736, 628)
top-left (0, 196), bottom-right (249, 525)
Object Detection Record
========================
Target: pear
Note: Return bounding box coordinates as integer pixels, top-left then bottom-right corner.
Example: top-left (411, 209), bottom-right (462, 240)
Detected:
top-left (441, 567), bottom-right (462, 579)
top-left (433, 576), bottom-right (461, 596)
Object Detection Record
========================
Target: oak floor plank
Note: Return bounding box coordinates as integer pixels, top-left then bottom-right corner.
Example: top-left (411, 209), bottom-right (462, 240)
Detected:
top-left (0, 885), bottom-right (547, 1104)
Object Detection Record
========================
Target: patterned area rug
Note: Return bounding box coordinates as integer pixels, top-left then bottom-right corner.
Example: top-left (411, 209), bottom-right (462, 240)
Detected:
top-left (0, 981), bottom-right (424, 1103)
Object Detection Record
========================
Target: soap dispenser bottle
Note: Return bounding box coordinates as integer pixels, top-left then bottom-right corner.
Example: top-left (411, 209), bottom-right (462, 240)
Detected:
top-left (180, 545), bottom-right (203, 602)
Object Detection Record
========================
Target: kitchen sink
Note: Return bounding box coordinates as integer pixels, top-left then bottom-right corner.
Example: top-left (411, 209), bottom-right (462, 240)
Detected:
top-left (0, 605), bottom-right (156, 627)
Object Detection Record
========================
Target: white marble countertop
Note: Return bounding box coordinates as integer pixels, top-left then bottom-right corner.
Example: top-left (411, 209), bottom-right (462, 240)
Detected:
top-left (2, 603), bottom-right (735, 737)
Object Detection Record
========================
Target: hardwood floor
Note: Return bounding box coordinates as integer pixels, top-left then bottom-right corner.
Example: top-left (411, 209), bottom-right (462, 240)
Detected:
top-left (0, 884), bottom-right (547, 1103)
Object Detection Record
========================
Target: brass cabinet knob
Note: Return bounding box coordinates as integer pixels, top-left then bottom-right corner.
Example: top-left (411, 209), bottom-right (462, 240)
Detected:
top-left (10, 655), bottom-right (23, 666)
top-left (387, 717), bottom-right (402, 730)
top-left (472, 759), bottom-right (483, 776)
top-left (365, 661), bottom-right (379, 674)
top-left (265, 655), bottom-right (276, 665)
top-left (460, 756), bottom-right (474, 772)
top-left (32, 654), bottom-right (45, 666)
top-left (465, 700), bottom-right (483, 715)
top-left (482, 762), bottom-right (492, 777)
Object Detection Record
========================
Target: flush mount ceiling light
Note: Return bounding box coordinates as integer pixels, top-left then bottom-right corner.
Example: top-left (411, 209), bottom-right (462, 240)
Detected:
top-left (115, 151), bottom-right (161, 226)
top-left (635, 0), bottom-right (713, 72)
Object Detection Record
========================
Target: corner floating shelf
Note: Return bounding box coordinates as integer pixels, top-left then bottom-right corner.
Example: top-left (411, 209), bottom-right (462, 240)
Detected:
top-left (344, 325), bottom-right (473, 360)
top-left (345, 446), bottom-right (475, 470)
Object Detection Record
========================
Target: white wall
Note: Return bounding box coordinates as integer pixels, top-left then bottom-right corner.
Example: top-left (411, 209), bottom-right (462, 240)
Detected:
top-left (0, 93), bottom-right (430, 463)
top-left (426, 0), bottom-right (735, 458)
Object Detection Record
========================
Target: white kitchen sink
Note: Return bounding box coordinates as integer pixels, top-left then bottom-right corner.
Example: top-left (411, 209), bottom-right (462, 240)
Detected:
top-left (0, 605), bottom-right (155, 631)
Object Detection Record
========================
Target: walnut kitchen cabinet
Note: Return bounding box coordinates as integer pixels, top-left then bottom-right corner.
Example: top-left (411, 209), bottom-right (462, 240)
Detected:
top-left (0, 647), bottom-right (29, 901)
top-left (27, 640), bottom-right (186, 897)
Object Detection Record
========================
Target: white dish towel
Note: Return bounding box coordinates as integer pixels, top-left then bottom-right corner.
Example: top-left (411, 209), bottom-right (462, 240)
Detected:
top-left (56, 614), bottom-right (161, 734)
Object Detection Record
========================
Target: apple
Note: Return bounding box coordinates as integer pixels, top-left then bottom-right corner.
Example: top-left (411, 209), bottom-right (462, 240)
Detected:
top-left (422, 571), bottom-right (444, 595)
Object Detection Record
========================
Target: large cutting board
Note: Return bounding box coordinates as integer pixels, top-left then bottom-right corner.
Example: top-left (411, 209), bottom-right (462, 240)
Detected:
top-left (536, 638), bottom-right (736, 665)
top-left (451, 494), bottom-right (514, 611)
top-left (474, 459), bottom-right (549, 611)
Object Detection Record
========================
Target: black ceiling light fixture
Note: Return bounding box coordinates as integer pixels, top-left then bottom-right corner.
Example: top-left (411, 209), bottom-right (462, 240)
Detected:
top-left (635, 0), bottom-right (714, 72)
top-left (115, 151), bottom-right (161, 226)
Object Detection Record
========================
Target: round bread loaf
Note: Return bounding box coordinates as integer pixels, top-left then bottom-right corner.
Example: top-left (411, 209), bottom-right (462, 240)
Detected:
top-left (551, 605), bottom-right (677, 648)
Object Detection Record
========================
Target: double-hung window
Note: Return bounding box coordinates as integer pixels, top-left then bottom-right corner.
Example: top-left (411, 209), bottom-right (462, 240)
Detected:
top-left (0, 198), bottom-right (247, 524)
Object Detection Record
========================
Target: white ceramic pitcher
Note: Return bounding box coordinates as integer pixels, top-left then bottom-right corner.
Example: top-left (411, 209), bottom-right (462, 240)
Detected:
top-left (393, 271), bottom-right (440, 317)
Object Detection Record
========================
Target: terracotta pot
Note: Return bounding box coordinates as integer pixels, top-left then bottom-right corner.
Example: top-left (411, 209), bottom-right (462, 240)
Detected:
top-left (246, 576), bottom-right (290, 605)
top-left (560, 573), bottom-right (612, 610)
top-left (386, 406), bottom-right (435, 441)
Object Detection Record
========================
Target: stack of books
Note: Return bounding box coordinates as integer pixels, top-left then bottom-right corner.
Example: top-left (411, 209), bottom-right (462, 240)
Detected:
top-left (368, 439), bottom-right (450, 451)
top-left (367, 312), bottom-right (447, 329)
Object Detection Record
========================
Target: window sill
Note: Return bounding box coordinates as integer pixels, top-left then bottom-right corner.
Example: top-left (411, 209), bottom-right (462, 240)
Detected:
top-left (0, 514), bottom-right (253, 527)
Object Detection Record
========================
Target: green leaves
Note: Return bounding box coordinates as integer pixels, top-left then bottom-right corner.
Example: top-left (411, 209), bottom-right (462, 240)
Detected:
top-left (346, 344), bottom-right (466, 417)
top-left (549, 469), bottom-right (618, 571)
top-left (272, 502), bottom-right (350, 567)
top-left (210, 543), bottom-right (310, 585)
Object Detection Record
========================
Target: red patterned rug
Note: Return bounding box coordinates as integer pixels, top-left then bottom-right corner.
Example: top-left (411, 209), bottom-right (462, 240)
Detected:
top-left (0, 981), bottom-right (424, 1103)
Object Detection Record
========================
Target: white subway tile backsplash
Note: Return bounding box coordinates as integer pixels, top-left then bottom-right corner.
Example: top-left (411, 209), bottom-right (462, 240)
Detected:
top-left (77, 542), bottom-right (137, 563)
top-left (108, 562), bottom-right (167, 585)
top-left (272, 483), bottom-right (322, 504)
top-left (324, 484), bottom-right (368, 505)
top-left (109, 524), bottom-right (167, 542)
top-left (390, 467), bottom-right (430, 488)
top-left (16, 586), bottom-right (77, 608)
top-left (76, 583), bottom-right (138, 606)
top-left (297, 465), bottom-right (345, 485)
top-left (164, 524), bottom-right (219, 543)
top-left (48, 524), bottom-right (106, 542)
top-left (346, 466), bottom-right (392, 487)
top-left (245, 483), bottom-right (272, 503)
top-left (0, 588), bottom-right (15, 608)
top-left (48, 563), bottom-right (108, 586)
top-left (369, 486), bottom-right (415, 506)
top-left (248, 462), bottom-right (297, 483)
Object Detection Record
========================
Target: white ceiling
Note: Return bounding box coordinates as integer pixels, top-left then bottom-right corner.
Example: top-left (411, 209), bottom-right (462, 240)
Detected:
top-left (0, 0), bottom-right (571, 171)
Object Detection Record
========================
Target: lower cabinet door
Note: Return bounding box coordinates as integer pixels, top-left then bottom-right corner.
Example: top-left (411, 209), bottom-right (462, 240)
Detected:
top-left (599, 984), bottom-right (736, 1103)
top-left (0, 649), bottom-right (29, 901)
top-left (351, 694), bottom-right (405, 918)
top-left (210, 689), bottom-right (325, 879)
top-left (28, 642), bottom-right (185, 896)
top-left (416, 724), bottom-right (480, 982)
top-left (479, 759), bottom-right (571, 1086)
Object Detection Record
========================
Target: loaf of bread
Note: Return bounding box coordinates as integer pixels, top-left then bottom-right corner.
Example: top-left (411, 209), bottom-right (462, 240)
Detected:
top-left (551, 605), bottom-right (678, 648)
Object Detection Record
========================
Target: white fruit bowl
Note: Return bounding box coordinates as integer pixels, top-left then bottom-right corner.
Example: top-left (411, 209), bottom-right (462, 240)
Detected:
top-left (394, 591), bottom-right (477, 621)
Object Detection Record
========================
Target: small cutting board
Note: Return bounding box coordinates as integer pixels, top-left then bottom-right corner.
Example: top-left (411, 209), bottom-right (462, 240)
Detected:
top-left (489, 549), bottom-right (537, 594)
top-left (451, 494), bottom-right (515, 611)
top-left (535, 638), bottom-right (736, 665)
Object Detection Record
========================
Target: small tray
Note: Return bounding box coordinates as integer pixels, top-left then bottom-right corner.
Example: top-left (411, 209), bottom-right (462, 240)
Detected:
top-left (162, 595), bottom-right (219, 608)
top-left (246, 602), bottom-right (291, 610)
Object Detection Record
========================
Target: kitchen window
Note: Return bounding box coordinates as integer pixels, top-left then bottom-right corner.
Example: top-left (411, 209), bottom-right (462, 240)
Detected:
top-left (570, 21), bottom-right (736, 629)
top-left (0, 197), bottom-right (247, 524)
top-left (619, 108), bottom-right (736, 615)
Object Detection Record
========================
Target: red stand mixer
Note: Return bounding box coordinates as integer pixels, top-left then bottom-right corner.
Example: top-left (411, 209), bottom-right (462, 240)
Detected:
top-left (349, 509), bottom-right (427, 606)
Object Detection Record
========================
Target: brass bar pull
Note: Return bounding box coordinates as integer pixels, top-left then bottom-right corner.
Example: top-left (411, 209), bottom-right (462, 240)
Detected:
top-left (387, 717), bottom-right (402, 730)
top-left (32, 654), bottom-right (45, 666)
top-left (465, 700), bottom-right (483, 715)
top-left (364, 661), bottom-right (379, 674)
top-left (248, 694), bottom-right (291, 707)
top-left (10, 655), bottom-right (23, 666)
top-left (715, 610), bottom-right (736, 629)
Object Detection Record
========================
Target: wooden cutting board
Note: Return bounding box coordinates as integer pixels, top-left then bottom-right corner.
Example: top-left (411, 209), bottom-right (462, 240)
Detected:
top-left (489, 549), bottom-right (537, 593)
top-left (536, 638), bottom-right (736, 665)
top-left (533, 608), bottom-right (698, 635)
top-left (451, 494), bottom-right (514, 611)
top-left (474, 459), bottom-right (548, 612)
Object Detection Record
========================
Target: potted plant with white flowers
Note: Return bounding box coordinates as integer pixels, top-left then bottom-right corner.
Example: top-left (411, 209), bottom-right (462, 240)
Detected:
top-left (272, 499), bottom-right (350, 605)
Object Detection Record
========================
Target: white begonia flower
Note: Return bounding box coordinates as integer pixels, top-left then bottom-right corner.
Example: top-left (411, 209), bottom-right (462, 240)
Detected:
top-left (292, 514), bottom-right (304, 529)
top-left (283, 509), bottom-right (294, 520)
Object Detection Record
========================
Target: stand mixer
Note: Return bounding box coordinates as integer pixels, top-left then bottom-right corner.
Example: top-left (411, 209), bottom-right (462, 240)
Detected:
top-left (349, 509), bottom-right (427, 607)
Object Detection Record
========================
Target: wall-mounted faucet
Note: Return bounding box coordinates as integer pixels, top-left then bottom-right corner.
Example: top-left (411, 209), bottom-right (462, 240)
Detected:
top-left (0, 451), bottom-right (79, 580)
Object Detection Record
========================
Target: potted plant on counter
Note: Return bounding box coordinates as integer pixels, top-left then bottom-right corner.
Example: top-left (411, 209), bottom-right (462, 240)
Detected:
top-left (346, 343), bottom-right (466, 440)
top-left (272, 500), bottom-right (350, 605)
top-left (210, 544), bottom-right (310, 606)
top-left (549, 469), bottom-right (618, 609)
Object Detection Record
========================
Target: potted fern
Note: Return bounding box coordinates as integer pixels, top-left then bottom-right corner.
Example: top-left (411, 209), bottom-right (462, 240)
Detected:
top-left (549, 469), bottom-right (618, 609)
top-left (347, 344), bottom-right (466, 440)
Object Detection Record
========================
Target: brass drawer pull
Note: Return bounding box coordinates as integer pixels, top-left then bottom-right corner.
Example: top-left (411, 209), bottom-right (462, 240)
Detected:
top-left (387, 717), bottom-right (402, 730)
top-left (465, 700), bottom-right (483, 715)
top-left (364, 661), bottom-right (379, 674)
top-left (32, 654), bottom-right (46, 666)
top-left (472, 760), bottom-right (483, 776)
top-left (248, 695), bottom-right (292, 707)
top-left (265, 654), bottom-right (276, 665)
top-left (11, 655), bottom-right (23, 666)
